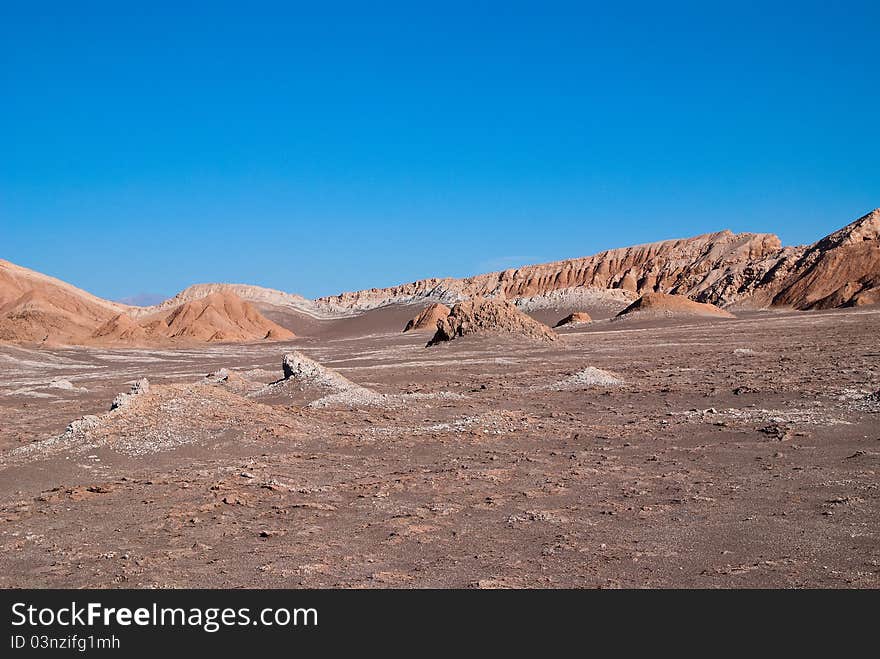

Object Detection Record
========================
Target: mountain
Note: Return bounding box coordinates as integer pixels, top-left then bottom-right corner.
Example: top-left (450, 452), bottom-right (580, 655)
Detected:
top-left (316, 209), bottom-right (880, 312)
top-left (0, 259), bottom-right (126, 344)
top-left (139, 292), bottom-right (296, 342)
top-left (768, 208), bottom-right (880, 309)
top-left (316, 230), bottom-right (782, 311)
top-left (1, 208), bottom-right (877, 346)
top-left (132, 283), bottom-right (339, 319)
top-left (0, 260), bottom-right (295, 346)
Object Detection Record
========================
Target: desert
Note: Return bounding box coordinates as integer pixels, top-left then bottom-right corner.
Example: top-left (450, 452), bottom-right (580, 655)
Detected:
top-left (0, 209), bottom-right (878, 588)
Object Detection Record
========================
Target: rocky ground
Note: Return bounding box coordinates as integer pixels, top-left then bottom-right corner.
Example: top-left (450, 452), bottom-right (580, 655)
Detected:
top-left (0, 306), bottom-right (878, 588)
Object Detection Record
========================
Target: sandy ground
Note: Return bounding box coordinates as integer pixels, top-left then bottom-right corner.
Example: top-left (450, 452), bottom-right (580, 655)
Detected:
top-left (0, 305), bottom-right (878, 588)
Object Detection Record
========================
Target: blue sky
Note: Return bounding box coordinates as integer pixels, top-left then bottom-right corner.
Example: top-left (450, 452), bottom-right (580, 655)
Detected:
top-left (1, 1), bottom-right (878, 300)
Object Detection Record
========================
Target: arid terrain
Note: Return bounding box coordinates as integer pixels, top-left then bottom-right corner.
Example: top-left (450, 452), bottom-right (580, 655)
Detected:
top-left (1, 303), bottom-right (877, 588)
top-left (0, 209), bottom-right (878, 588)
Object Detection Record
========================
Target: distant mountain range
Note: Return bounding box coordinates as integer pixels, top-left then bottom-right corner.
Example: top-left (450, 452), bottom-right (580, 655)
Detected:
top-left (1, 207), bottom-right (877, 346)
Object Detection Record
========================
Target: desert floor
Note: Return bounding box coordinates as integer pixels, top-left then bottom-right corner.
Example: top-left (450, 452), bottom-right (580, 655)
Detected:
top-left (1, 306), bottom-right (878, 588)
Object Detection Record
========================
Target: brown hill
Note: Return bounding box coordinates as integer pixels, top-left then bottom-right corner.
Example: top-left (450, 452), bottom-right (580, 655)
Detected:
top-left (91, 313), bottom-right (149, 343)
top-left (617, 293), bottom-right (735, 319)
top-left (427, 298), bottom-right (558, 346)
top-left (766, 209), bottom-right (880, 310)
top-left (132, 282), bottom-right (335, 319)
top-left (554, 312), bottom-right (592, 327)
top-left (0, 259), bottom-right (296, 346)
top-left (403, 303), bottom-right (451, 332)
top-left (141, 292), bottom-right (296, 342)
top-left (0, 260), bottom-right (125, 344)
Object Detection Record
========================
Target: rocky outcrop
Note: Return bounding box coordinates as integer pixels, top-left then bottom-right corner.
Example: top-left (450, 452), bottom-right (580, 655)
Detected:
top-left (110, 378), bottom-right (151, 411)
top-left (616, 293), bottom-right (735, 319)
top-left (403, 303), bottom-right (451, 332)
top-left (427, 298), bottom-right (558, 346)
top-left (554, 312), bottom-right (592, 327)
top-left (766, 209), bottom-right (880, 310)
top-left (277, 351), bottom-right (384, 407)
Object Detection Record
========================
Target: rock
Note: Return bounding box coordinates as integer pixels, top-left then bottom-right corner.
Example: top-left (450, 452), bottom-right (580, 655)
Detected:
top-left (283, 352), bottom-right (329, 382)
top-left (48, 378), bottom-right (75, 390)
top-left (66, 415), bottom-right (101, 435)
top-left (205, 368), bottom-right (230, 383)
top-left (427, 298), bottom-right (558, 346)
top-left (554, 312), bottom-right (592, 327)
top-left (110, 378), bottom-right (150, 411)
top-left (131, 378), bottom-right (150, 395)
top-left (403, 303), bottom-right (451, 332)
top-left (279, 352), bottom-right (385, 408)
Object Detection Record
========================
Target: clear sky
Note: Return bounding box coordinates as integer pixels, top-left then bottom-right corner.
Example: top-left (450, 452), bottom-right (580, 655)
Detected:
top-left (2, 1), bottom-right (878, 300)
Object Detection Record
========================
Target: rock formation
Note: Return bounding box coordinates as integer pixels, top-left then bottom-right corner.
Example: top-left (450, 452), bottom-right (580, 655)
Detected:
top-left (427, 298), bottom-right (558, 346)
top-left (317, 209), bottom-right (880, 312)
top-left (554, 312), bottom-right (592, 327)
top-left (765, 208), bottom-right (880, 309)
top-left (110, 378), bottom-right (151, 411)
top-left (616, 293), bottom-right (735, 319)
top-left (403, 303), bottom-right (451, 332)
top-left (319, 230), bottom-right (783, 311)
top-left (276, 351), bottom-right (384, 407)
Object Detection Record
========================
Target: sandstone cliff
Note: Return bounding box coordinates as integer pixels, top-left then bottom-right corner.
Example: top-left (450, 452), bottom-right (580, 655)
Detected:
top-left (317, 230), bottom-right (783, 311)
top-left (316, 209), bottom-right (880, 312)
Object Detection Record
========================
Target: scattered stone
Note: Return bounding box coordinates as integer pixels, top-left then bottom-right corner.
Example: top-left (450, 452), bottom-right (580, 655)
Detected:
top-left (546, 367), bottom-right (624, 390)
top-left (66, 415), bottom-right (101, 435)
